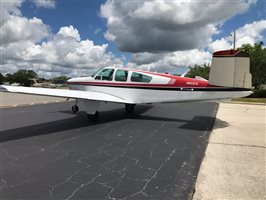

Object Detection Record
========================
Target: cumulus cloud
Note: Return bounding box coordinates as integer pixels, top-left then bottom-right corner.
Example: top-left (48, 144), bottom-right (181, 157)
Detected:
top-left (1, 2), bottom-right (124, 78)
top-left (208, 20), bottom-right (266, 52)
top-left (1, 16), bottom-right (50, 45)
top-left (100, 0), bottom-right (256, 53)
top-left (1, 1), bottom-right (50, 46)
top-left (236, 20), bottom-right (266, 47)
top-left (58, 25), bottom-right (81, 41)
top-left (208, 38), bottom-right (232, 52)
top-left (1, 0), bottom-right (23, 25)
top-left (128, 49), bottom-right (212, 73)
top-left (1, 0), bottom-right (264, 78)
top-left (32, 0), bottom-right (56, 9)
top-left (2, 26), bottom-right (123, 77)
top-left (129, 19), bottom-right (266, 73)
top-left (131, 52), bottom-right (166, 65)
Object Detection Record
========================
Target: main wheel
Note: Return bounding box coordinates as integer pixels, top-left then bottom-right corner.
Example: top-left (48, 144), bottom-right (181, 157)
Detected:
top-left (125, 104), bottom-right (135, 113)
top-left (71, 105), bottom-right (79, 113)
top-left (87, 111), bottom-right (99, 122)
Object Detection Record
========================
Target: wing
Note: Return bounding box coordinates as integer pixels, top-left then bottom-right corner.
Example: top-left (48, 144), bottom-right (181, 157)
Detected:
top-left (0, 85), bottom-right (127, 104)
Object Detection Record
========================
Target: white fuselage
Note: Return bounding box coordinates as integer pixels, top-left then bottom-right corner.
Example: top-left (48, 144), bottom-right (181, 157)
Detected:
top-left (68, 76), bottom-right (252, 104)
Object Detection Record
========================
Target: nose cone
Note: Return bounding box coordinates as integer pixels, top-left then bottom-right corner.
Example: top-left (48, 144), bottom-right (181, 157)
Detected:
top-left (67, 77), bottom-right (93, 83)
top-left (67, 78), bottom-right (76, 83)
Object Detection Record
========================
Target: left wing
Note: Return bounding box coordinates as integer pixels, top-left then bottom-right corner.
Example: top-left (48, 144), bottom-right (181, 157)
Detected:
top-left (0, 85), bottom-right (128, 104)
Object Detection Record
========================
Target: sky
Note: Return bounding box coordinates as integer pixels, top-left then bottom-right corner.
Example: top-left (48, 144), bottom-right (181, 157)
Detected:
top-left (1, 0), bottom-right (266, 78)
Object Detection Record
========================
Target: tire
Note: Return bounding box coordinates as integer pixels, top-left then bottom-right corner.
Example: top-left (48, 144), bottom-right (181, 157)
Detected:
top-left (71, 105), bottom-right (79, 113)
top-left (125, 104), bottom-right (135, 113)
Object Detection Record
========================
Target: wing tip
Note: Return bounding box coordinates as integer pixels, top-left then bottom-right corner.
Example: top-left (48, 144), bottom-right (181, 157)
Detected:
top-left (0, 85), bottom-right (8, 92)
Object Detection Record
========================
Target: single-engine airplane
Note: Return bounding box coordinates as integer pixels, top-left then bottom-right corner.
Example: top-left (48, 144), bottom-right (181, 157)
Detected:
top-left (0, 50), bottom-right (252, 122)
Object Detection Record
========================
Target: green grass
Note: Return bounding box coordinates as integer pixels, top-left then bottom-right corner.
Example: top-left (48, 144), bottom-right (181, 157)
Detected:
top-left (232, 98), bottom-right (266, 103)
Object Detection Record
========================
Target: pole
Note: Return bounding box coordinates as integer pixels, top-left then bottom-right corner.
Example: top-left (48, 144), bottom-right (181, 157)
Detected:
top-left (233, 30), bottom-right (236, 50)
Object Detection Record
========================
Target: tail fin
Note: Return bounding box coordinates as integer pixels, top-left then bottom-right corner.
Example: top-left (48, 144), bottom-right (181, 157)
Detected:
top-left (209, 50), bottom-right (252, 89)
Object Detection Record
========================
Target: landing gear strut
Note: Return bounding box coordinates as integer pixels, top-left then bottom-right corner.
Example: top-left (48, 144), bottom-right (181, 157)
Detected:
top-left (125, 104), bottom-right (135, 113)
top-left (87, 111), bottom-right (99, 122)
top-left (71, 99), bottom-right (79, 113)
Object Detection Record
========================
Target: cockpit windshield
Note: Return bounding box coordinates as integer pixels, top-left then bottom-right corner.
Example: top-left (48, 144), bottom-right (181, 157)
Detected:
top-left (90, 68), bottom-right (104, 78)
top-left (94, 68), bottom-right (114, 81)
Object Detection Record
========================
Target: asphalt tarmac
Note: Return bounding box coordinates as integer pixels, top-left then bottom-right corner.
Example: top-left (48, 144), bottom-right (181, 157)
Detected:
top-left (0, 101), bottom-right (218, 200)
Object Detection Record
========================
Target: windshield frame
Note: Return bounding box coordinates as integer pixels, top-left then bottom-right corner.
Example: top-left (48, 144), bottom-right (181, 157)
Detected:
top-left (90, 68), bottom-right (104, 78)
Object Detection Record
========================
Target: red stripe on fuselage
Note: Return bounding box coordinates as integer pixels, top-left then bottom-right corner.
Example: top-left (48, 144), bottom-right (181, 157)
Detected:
top-left (68, 82), bottom-right (175, 87)
top-left (67, 81), bottom-right (215, 88)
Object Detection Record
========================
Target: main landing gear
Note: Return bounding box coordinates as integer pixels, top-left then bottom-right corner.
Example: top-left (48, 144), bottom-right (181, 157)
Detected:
top-left (125, 104), bottom-right (135, 113)
top-left (71, 99), bottom-right (100, 122)
top-left (71, 99), bottom-right (79, 113)
top-left (71, 105), bottom-right (79, 113)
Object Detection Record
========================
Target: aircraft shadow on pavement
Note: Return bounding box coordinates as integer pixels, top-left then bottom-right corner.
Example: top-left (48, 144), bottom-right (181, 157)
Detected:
top-left (210, 118), bottom-right (230, 130)
top-left (179, 116), bottom-right (216, 131)
top-left (0, 105), bottom-right (228, 143)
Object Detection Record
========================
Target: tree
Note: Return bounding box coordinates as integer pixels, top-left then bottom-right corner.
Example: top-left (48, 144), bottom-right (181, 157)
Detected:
top-left (12, 69), bottom-right (38, 86)
top-left (5, 73), bottom-right (13, 83)
top-left (238, 43), bottom-right (266, 89)
top-left (0, 73), bottom-right (4, 84)
top-left (186, 64), bottom-right (210, 80)
top-left (50, 76), bottom-right (69, 84)
top-left (39, 77), bottom-right (48, 82)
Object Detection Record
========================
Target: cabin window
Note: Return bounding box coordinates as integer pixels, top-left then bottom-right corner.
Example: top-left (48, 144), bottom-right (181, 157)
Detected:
top-left (131, 72), bottom-right (152, 83)
top-left (95, 68), bottom-right (114, 81)
top-left (115, 70), bottom-right (128, 82)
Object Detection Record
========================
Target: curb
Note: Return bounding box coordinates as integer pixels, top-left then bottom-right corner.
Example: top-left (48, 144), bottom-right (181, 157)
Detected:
top-left (223, 101), bottom-right (265, 106)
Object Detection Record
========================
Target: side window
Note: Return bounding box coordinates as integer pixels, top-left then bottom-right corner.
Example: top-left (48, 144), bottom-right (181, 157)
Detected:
top-left (115, 70), bottom-right (128, 82)
top-left (131, 72), bottom-right (152, 83)
top-left (95, 69), bottom-right (114, 81)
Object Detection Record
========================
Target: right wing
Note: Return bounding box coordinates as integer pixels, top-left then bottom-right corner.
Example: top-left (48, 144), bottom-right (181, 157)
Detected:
top-left (0, 85), bottom-right (127, 104)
